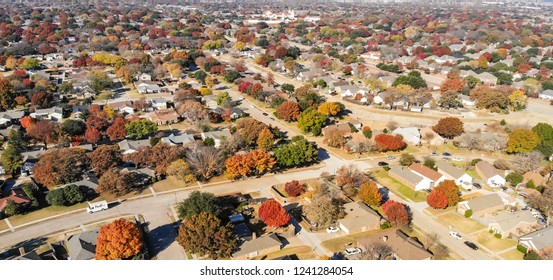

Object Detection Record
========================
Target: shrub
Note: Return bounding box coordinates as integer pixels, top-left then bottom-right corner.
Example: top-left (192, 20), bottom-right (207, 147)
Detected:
top-left (464, 209), bottom-right (473, 218)
top-left (523, 251), bottom-right (541, 260)
top-left (494, 233), bottom-right (502, 239)
top-left (284, 180), bottom-right (305, 197)
top-left (470, 158), bottom-right (482, 166)
top-left (383, 166), bottom-right (391, 171)
top-left (517, 245), bottom-right (528, 254)
top-left (380, 221), bottom-right (391, 230)
top-left (489, 229), bottom-right (494, 234)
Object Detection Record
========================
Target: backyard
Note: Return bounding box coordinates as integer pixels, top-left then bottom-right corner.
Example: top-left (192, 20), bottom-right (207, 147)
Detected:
top-left (371, 169), bottom-right (427, 203)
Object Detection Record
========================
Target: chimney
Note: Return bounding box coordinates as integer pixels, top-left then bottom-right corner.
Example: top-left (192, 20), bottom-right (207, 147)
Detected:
top-left (252, 232), bottom-right (257, 240)
top-left (19, 247), bottom-right (26, 256)
top-left (382, 236), bottom-right (388, 242)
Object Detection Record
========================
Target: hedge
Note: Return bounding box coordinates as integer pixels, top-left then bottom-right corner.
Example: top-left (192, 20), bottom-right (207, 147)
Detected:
top-left (464, 209), bottom-right (473, 218)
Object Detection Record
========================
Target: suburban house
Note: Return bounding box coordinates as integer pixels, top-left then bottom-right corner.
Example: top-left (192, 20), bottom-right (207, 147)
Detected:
top-left (135, 81), bottom-right (161, 94)
top-left (522, 171), bottom-right (545, 187)
top-left (392, 127), bottom-right (421, 145)
top-left (419, 127), bottom-right (445, 146)
top-left (435, 160), bottom-right (473, 187)
top-left (475, 161), bottom-right (506, 188)
top-left (0, 189), bottom-right (31, 214)
top-left (0, 110), bottom-right (25, 127)
top-left (57, 172), bottom-right (99, 192)
top-left (457, 193), bottom-right (505, 217)
top-left (118, 139), bottom-right (152, 154)
top-left (232, 233), bottom-right (283, 260)
top-left (408, 163), bottom-right (447, 187)
top-left (358, 229), bottom-right (433, 260)
top-left (138, 73), bottom-right (152, 81)
top-left (488, 211), bottom-right (539, 239)
top-left (151, 98), bottom-right (168, 110)
top-left (518, 227), bottom-right (553, 255)
top-left (66, 229), bottom-right (99, 260)
top-left (538, 89), bottom-right (553, 100)
top-left (321, 123), bottom-right (352, 137)
top-left (201, 129), bottom-right (232, 148)
top-left (161, 133), bottom-right (195, 146)
top-left (389, 166), bottom-right (432, 191)
top-left (477, 72), bottom-right (498, 86)
top-left (30, 107), bottom-right (64, 122)
top-left (337, 202), bottom-right (382, 234)
top-left (108, 101), bottom-right (135, 114)
top-left (146, 109), bottom-right (180, 125)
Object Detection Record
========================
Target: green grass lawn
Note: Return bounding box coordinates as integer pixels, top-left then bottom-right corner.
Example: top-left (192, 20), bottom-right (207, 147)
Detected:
top-left (499, 249), bottom-right (524, 260)
top-left (253, 246), bottom-right (319, 260)
top-left (466, 170), bottom-right (482, 180)
top-left (372, 169), bottom-right (427, 202)
top-left (474, 231), bottom-right (518, 253)
top-left (152, 176), bottom-right (191, 192)
top-left (321, 229), bottom-right (383, 253)
top-left (0, 219), bottom-right (9, 231)
top-left (8, 202), bottom-right (89, 227)
top-left (424, 206), bottom-right (454, 216)
top-left (435, 212), bottom-right (486, 234)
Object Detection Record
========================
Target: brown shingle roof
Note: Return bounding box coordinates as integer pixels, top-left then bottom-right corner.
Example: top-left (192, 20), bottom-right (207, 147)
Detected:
top-left (408, 163), bottom-right (443, 181)
top-left (358, 229), bottom-right (433, 260)
top-left (476, 161), bottom-right (499, 179)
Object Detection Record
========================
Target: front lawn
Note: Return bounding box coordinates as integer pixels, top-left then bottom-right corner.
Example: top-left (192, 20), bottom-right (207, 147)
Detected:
top-left (435, 212), bottom-right (485, 234)
top-left (253, 246), bottom-right (318, 260)
top-left (320, 229), bottom-right (383, 253)
top-left (0, 219), bottom-right (9, 231)
top-left (474, 231), bottom-right (518, 252)
top-left (499, 249), bottom-right (524, 260)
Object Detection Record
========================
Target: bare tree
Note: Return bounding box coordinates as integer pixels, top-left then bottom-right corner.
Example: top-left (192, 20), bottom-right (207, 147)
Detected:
top-left (431, 243), bottom-right (450, 260)
top-left (386, 120), bottom-right (399, 131)
top-left (303, 194), bottom-right (344, 228)
top-left (360, 242), bottom-right (393, 260)
top-left (423, 232), bottom-right (439, 249)
top-left (510, 151), bottom-right (544, 174)
top-left (185, 145), bottom-right (223, 181)
top-left (527, 182), bottom-right (553, 225)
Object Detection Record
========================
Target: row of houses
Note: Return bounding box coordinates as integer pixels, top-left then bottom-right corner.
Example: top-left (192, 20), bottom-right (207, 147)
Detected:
top-left (389, 160), bottom-right (474, 191)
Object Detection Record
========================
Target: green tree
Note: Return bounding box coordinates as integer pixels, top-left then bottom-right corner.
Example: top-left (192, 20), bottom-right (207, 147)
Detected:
top-left (532, 123), bottom-right (553, 158)
top-left (45, 189), bottom-right (67, 206)
top-left (194, 70), bottom-right (207, 84)
top-left (0, 77), bottom-right (15, 111)
top-left (176, 212), bottom-right (235, 259)
top-left (399, 153), bottom-right (416, 166)
top-left (507, 129), bottom-right (540, 154)
top-left (1, 145), bottom-right (23, 174)
top-left (506, 172), bottom-right (523, 186)
top-left (281, 83), bottom-right (295, 94)
top-left (125, 120), bottom-right (158, 139)
top-left (62, 119), bottom-right (86, 136)
top-left (297, 109), bottom-right (327, 136)
top-left (392, 71), bottom-right (427, 89)
top-left (7, 130), bottom-right (28, 152)
top-left (63, 184), bottom-right (85, 205)
top-left (22, 58), bottom-right (40, 70)
top-left (177, 191), bottom-right (218, 220)
top-left (223, 71), bottom-right (240, 83)
top-left (438, 91), bottom-right (462, 109)
top-left (4, 200), bottom-right (19, 216)
top-left (216, 91), bottom-right (231, 106)
top-left (90, 71), bottom-right (114, 92)
top-left (273, 136), bottom-right (319, 167)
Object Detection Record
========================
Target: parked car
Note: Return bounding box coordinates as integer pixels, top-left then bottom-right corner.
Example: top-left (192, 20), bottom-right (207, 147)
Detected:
top-left (344, 247), bottom-right (362, 255)
top-left (378, 161), bottom-right (389, 166)
top-left (326, 226), bottom-right (340, 233)
top-left (442, 157), bottom-right (451, 161)
top-left (473, 183), bottom-right (482, 189)
top-left (262, 112), bottom-right (268, 116)
top-left (430, 152), bottom-right (438, 156)
top-left (453, 157), bottom-right (462, 162)
top-left (464, 241), bottom-right (479, 250)
top-left (386, 156), bottom-right (396, 160)
top-left (449, 231), bottom-right (463, 240)
top-left (442, 152), bottom-right (452, 157)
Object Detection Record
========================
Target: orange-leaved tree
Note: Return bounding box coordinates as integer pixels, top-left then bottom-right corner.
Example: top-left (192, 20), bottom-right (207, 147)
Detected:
top-left (434, 180), bottom-right (460, 207)
top-left (358, 181), bottom-right (382, 206)
top-left (382, 200), bottom-right (409, 227)
top-left (374, 134), bottom-right (406, 152)
top-left (259, 199), bottom-right (290, 228)
top-left (427, 188), bottom-right (448, 209)
top-left (95, 218), bottom-right (142, 260)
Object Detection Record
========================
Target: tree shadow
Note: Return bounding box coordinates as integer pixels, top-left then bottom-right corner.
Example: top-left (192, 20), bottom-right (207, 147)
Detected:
top-left (0, 237), bottom-right (47, 260)
top-left (403, 204), bottom-right (414, 225)
top-left (146, 223), bottom-right (178, 257)
top-left (317, 148), bottom-right (330, 161)
top-left (379, 188), bottom-right (390, 204)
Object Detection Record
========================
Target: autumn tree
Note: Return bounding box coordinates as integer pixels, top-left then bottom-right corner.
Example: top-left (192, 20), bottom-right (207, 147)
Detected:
top-left (97, 168), bottom-right (139, 196)
top-left (358, 181), bottom-right (382, 206)
top-left (20, 116), bottom-right (35, 129)
top-left (84, 127), bottom-right (102, 143)
top-left (432, 117), bottom-right (464, 139)
top-left (440, 78), bottom-right (465, 93)
top-left (284, 180), bottom-right (305, 197)
top-left (256, 127), bottom-right (275, 150)
top-left (399, 153), bottom-right (417, 166)
top-left (427, 189), bottom-right (449, 209)
top-left (177, 191), bottom-right (218, 220)
top-left (297, 109), bottom-right (327, 136)
top-left (438, 91), bottom-right (462, 109)
top-left (532, 123), bottom-right (553, 158)
top-left (125, 119), bottom-right (158, 139)
top-left (225, 149), bottom-right (276, 179)
top-left (106, 117), bottom-right (127, 141)
top-left (167, 159), bottom-right (195, 183)
top-left (374, 134), bottom-right (406, 152)
top-left (177, 212), bottom-right (235, 259)
top-left (277, 101), bottom-right (300, 121)
top-left (323, 128), bottom-right (346, 148)
top-left (0, 77), bottom-right (15, 110)
top-left (26, 119), bottom-right (59, 147)
top-left (178, 100), bottom-right (207, 124)
top-left (507, 129), bottom-right (540, 154)
top-left (434, 180), bottom-right (460, 207)
top-left (235, 118), bottom-right (268, 146)
top-left (88, 145), bottom-right (122, 175)
top-left (317, 102), bottom-right (342, 116)
top-left (259, 199), bottom-right (290, 228)
top-left (382, 200), bottom-right (410, 227)
top-left (95, 218), bottom-right (142, 260)
top-left (32, 148), bottom-right (90, 188)
top-left (335, 165), bottom-right (369, 197)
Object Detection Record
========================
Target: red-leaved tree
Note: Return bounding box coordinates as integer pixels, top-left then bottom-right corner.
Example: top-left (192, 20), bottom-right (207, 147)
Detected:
top-left (258, 199), bottom-right (290, 228)
top-left (382, 200), bottom-right (410, 227)
top-left (238, 81), bottom-right (252, 93)
top-left (95, 218), bottom-right (142, 260)
top-left (427, 189), bottom-right (449, 209)
top-left (374, 134), bottom-right (406, 152)
top-left (277, 101), bottom-right (300, 121)
top-left (284, 180), bottom-right (305, 197)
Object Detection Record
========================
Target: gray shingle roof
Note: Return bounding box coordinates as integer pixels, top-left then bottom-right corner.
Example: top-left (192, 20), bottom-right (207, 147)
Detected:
top-left (520, 227), bottom-right (553, 251)
top-left (465, 194), bottom-right (504, 213)
top-left (389, 166), bottom-right (423, 185)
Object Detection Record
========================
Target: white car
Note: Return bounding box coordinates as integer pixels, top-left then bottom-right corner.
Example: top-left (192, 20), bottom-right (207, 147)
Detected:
top-left (326, 226), bottom-right (340, 233)
top-left (344, 247), bottom-right (362, 255)
top-left (449, 231), bottom-right (463, 240)
top-left (453, 157), bottom-right (463, 162)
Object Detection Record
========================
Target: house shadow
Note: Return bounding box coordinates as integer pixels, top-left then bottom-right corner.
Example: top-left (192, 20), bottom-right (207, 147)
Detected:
top-left (146, 223), bottom-right (178, 257)
top-left (317, 148), bottom-right (330, 161)
top-left (0, 237), bottom-right (48, 259)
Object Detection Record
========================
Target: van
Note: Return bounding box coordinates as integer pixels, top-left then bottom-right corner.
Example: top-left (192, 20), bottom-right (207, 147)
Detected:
top-left (87, 200), bottom-right (109, 214)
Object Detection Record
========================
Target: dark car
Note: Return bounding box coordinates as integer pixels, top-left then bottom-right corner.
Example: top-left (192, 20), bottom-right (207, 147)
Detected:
top-left (473, 183), bottom-right (482, 189)
top-left (262, 112), bottom-right (268, 116)
top-left (464, 241), bottom-right (479, 250)
top-left (378, 161), bottom-right (389, 166)
top-left (442, 152), bottom-right (452, 157)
